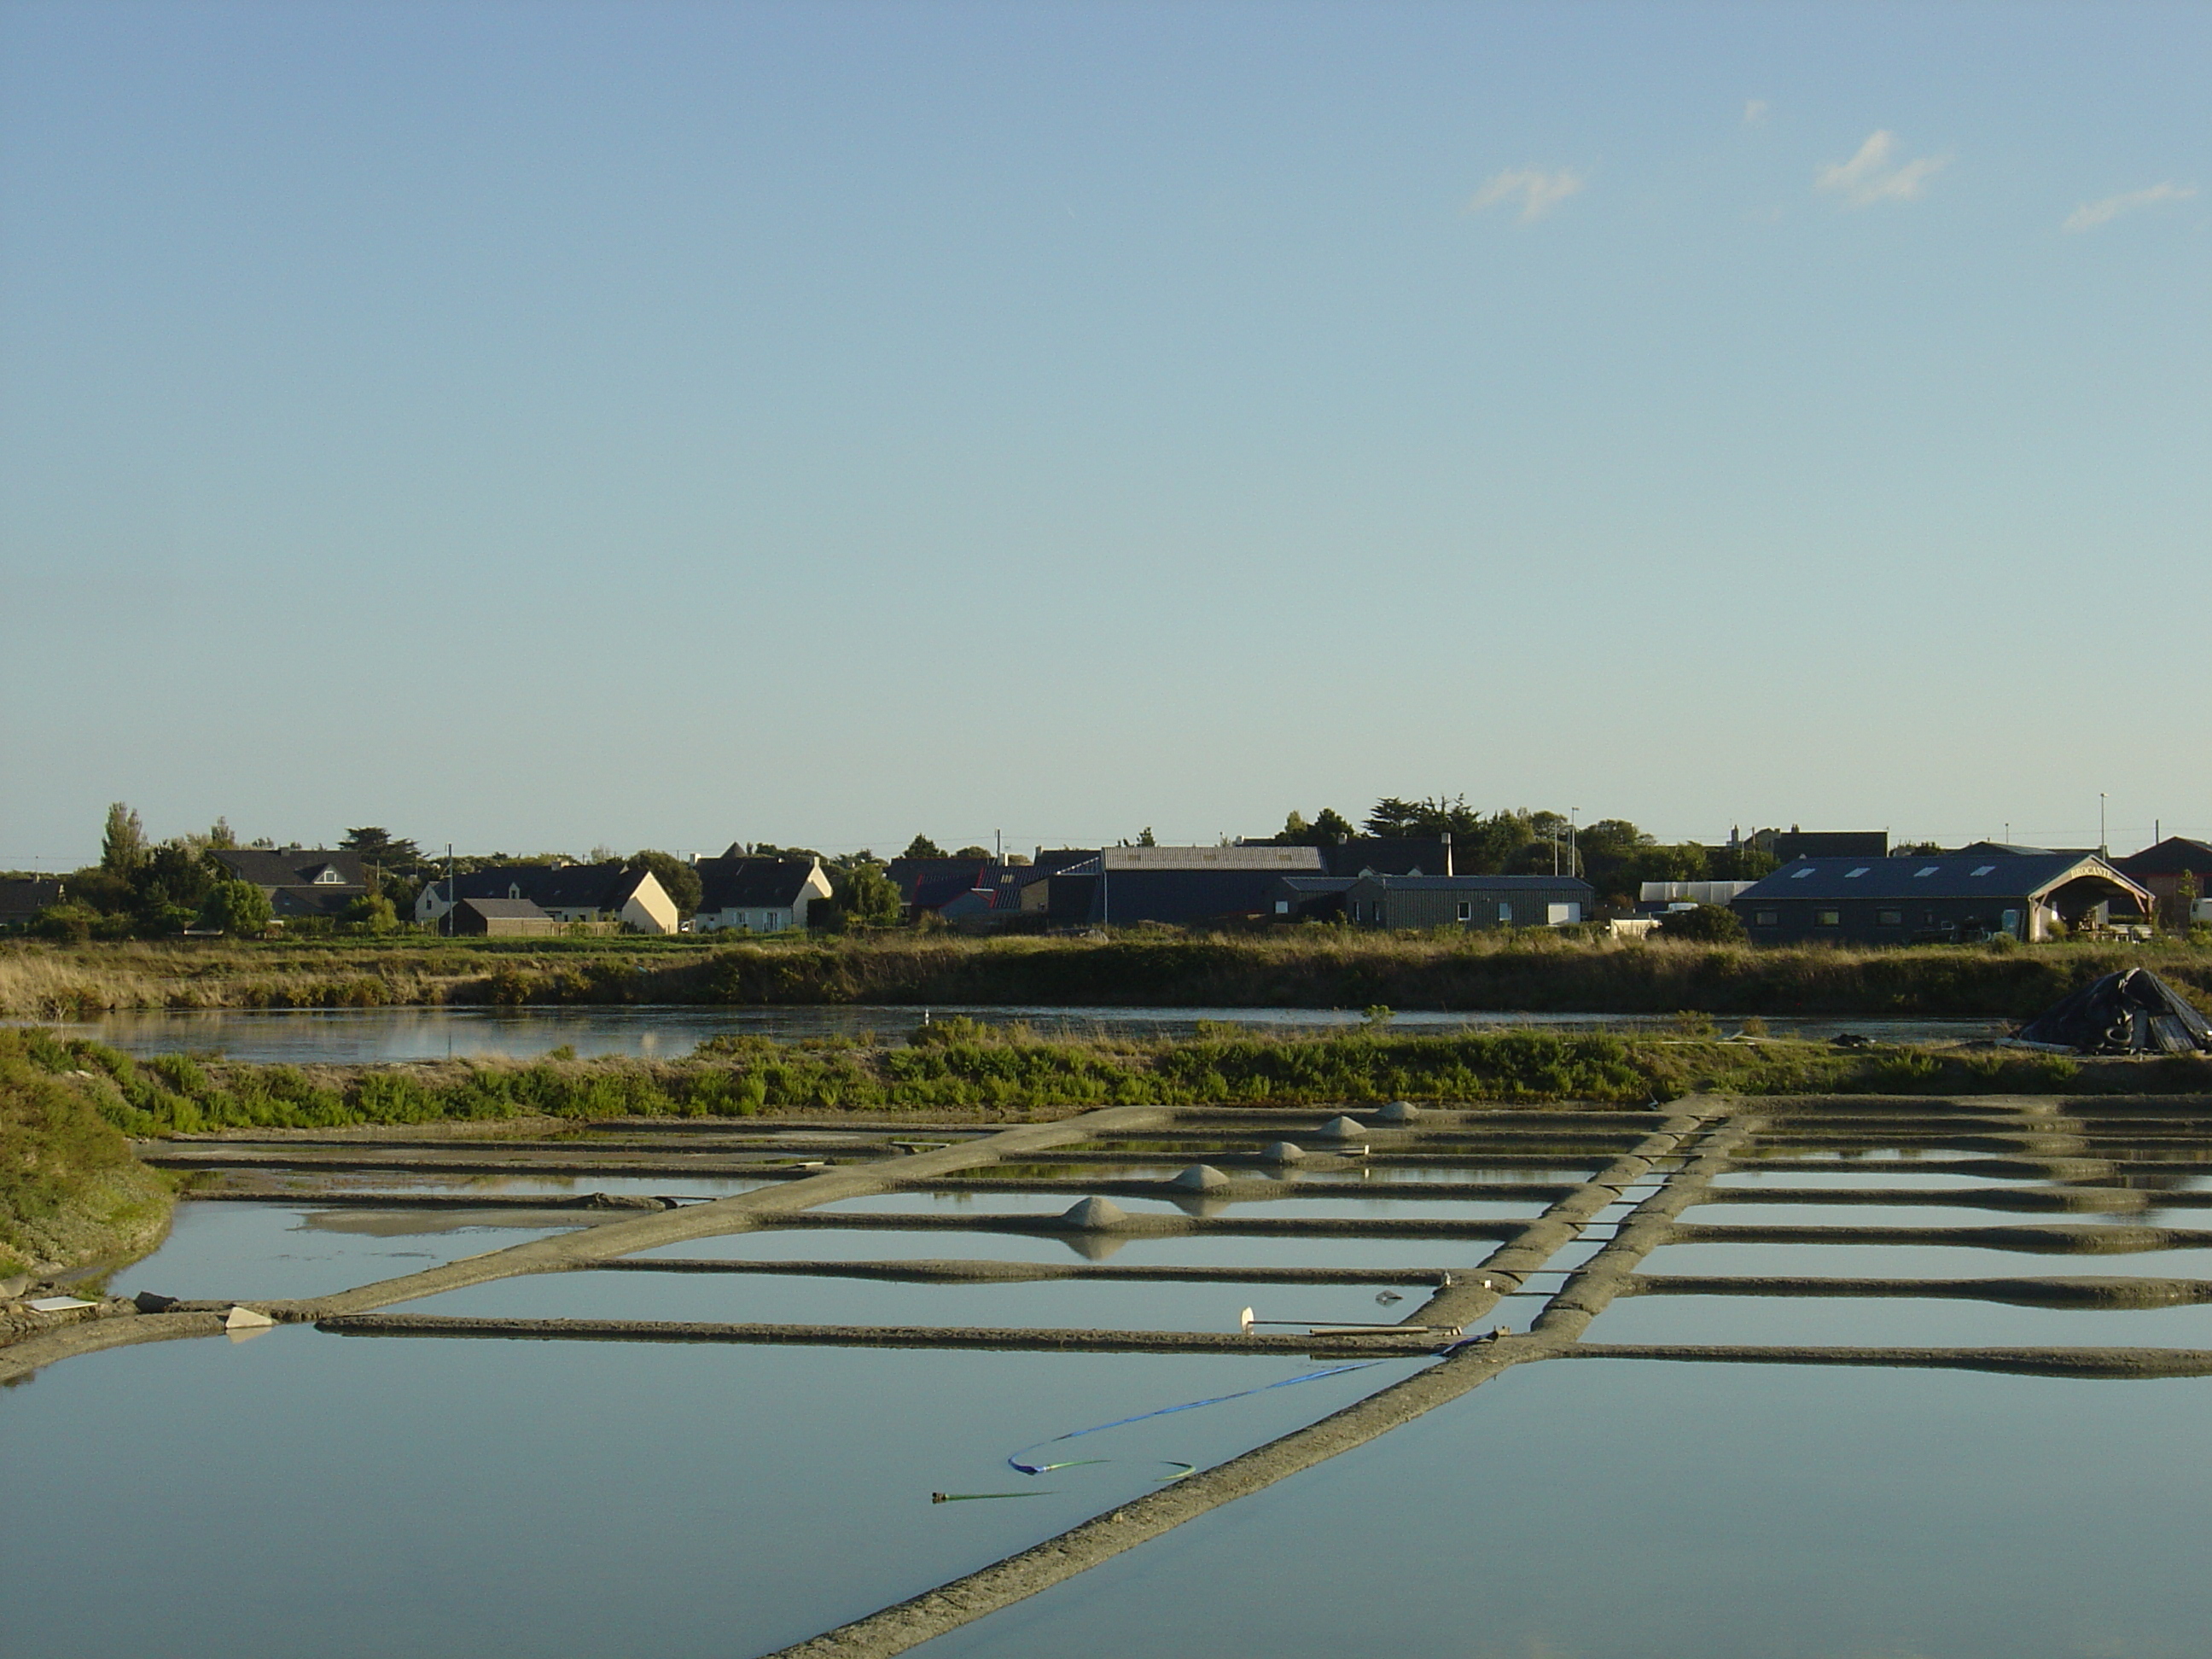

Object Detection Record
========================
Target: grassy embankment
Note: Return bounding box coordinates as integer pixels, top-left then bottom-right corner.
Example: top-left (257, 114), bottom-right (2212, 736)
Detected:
top-left (11, 1018), bottom-right (2205, 1141)
top-left (0, 1033), bottom-right (173, 1278)
top-left (3, 932), bottom-right (2209, 1020)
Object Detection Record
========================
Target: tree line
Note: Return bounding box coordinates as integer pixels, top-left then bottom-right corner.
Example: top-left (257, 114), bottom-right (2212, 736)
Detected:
top-left (1272, 795), bottom-right (1776, 902)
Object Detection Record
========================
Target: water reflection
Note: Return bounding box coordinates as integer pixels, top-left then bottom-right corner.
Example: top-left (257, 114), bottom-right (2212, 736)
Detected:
top-left (0, 1331), bottom-right (1417, 1659)
top-left (915, 1361), bottom-right (2212, 1659)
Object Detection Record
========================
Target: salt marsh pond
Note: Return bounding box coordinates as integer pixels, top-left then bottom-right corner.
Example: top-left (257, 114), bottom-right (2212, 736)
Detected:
top-left (7, 1092), bottom-right (2212, 1658)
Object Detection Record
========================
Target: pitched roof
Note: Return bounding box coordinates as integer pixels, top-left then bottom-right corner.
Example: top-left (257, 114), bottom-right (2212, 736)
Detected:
top-left (1734, 854), bottom-right (2149, 905)
top-left (696, 857), bottom-right (821, 911)
top-left (457, 897), bottom-right (555, 920)
top-left (1323, 838), bottom-right (1456, 877)
top-left (0, 877), bottom-right (63, 917)
top-left (209, 848), bottom-right (368, 890)
top-left (2113, 837), bottom-right (2212, 878)
top-left (439, 863), bottom-right (649, 911)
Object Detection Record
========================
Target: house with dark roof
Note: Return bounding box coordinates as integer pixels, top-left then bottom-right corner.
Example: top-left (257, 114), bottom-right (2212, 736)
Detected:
top-left (1729, 853), bottom-right (2152, 945)
top-left (691, 854), bottom-right (832, 934)
top-left (888, 849), bottom-right (1092, 924)
top-left (208, 847), bottom-right (369, 919)
top-left (415, 863), bottom-right (678, 934)
top-left (0, 877), bottom-right (64, 929)
top-left (1322, 837), bottom-right (1458, 878)
top-left (451, 897), bottom-right (562, 936)
top-left (1080, 845), bottom-right (1329, 928)
top-left (1345, 874), bottom-right (1594, 930)
top-left (2111, 837), bottom-right (2212, 928)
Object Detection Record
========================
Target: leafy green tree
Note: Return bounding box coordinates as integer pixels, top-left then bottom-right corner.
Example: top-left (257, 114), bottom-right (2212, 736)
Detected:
top-left (341, 828), bottom-right (428, 883)
top-left (627, 849), bottom-right (703, 916)
top-left (952, 845), bottom-right (992, 859)
top-left (1276, 807), bottom-right (1356, 847)
top-left (131, 843), bottom-right (215, 927)
top-left (1137, 827), bottom-right (1157, 847)
top-left (201, 879), bottom-right (273, 937)
top-left (207, 817), bottom-right (238, 849)
top-left (1621, 842), bottom-right (1709, 889)
top-left (2171, 870), bottom-right (2200, 934)
top-left (101, 803), bottom-right (145, 874)
top-left (1365, 796), bottom-right (1532, 871)
top-left (1708, 844), bottom-right (1779, 881)
top-left (902, 835), bottom-right (947, 860)
top-left (340, 893), bottom-right (399, 934)
top-left (1656, 903), bottom-right (1747, 943)
top-left (818, 860), bottom-right (905, 931)
top-left (62, 865), bottom-right (132, 916)
top-left (30, 902), bottom-right (101, 943)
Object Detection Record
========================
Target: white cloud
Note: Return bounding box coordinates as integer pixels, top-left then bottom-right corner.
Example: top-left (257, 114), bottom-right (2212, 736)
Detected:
top-left (2063, 182), bottom-right (2197, 233)
top-left (1743, 99), bottom-right (1769, 127)
top-left (1465, 167), bottom-right (1586, 223)
top-left (1816, 130), bottom-right (1949, 207)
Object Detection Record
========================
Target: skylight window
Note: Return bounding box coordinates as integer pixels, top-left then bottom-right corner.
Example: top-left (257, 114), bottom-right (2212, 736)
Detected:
top-left (1972, 864), bottom-right (1996, 876)
top-left (1844, 866), bottom-right (1870, 879)
top-left (1914, 865), bottom-right (1940, 877)
top-left (1790, 867), bottom-right (1817, 880)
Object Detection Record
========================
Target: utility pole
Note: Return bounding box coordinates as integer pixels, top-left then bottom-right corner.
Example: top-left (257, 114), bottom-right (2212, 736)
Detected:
top-left (445, 843), bottom-right (455, 936)
top-left (1569, 807), bottom-right (1580, 878)
top-left (2099, 794), bottom-right (2108, 858)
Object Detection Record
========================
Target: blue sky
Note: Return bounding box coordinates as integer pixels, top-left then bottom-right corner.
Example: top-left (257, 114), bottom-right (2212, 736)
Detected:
top-left (3, 2), bottom-right (2204, 866)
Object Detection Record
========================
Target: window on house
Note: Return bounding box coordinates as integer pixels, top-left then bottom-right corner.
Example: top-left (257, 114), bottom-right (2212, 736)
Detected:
top-left (1456, 901), bottom-right (1472, 922)
top-left (1845, 867), bottom-right (1869, 879)
top-left (1877, 909), bottom-right (1903, 926)
top-left (1790, 868), bottom-right (1817, 880)
top-left (1815, 910), bottom-right (1842, 927)
top-left (313, 868), bottom-right (342, 884)
top-left (1972, 864), bottom-right (1997, 876)
top-left (1497, 901), bottom-right (1513, 923)
top-left (1754, 911), bottom-right (1778, 927)
top-left (1914, 866), bottom-right (1940, 878)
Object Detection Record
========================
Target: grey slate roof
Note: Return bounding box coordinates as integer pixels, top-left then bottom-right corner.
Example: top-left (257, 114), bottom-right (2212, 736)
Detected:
top-left (696, 857), bottom-right (820, 911)
top-left (1734, 854), bottom-right (2146, 904)
top-left (457, 898), bottom-right (555, 921)
top-left (0, 878), bottom-right (64, 919)
top-left (2114, 838), bottom-right (2212, 878)
top-left (434, 863), bottom-right (649, 911)
top-left (210, 848), bottom-right (368, 890)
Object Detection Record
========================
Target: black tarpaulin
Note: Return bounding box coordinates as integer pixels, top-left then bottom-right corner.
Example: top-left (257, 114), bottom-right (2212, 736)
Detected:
top-left (2013, 969), bottom-right (2212, 1055)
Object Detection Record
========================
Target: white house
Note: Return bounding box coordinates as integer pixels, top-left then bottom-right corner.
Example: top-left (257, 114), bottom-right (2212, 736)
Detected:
top-left (691, 852), bottom-right (834, 934)
top-left (414, 863), bottom-right (679, 934)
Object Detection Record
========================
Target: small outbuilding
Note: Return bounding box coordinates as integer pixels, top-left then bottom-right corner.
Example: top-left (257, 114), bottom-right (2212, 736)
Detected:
top-left (451, 897), bottom-right (561, 937)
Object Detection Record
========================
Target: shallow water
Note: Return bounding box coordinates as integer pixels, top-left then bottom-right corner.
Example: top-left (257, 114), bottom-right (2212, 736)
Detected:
top-left (1584, 1291), bottom-right (2212, 1348)
top-left (43, 1002), bottom-right (2003, 1064)
top-left (632, 1225), bottom-right (1513, 1274)
top-left (1639, 1241), bottom-right (2212, 1280)
top-left (913, 1359), bottom-right (2212, 1659)
top-left (0, 1329), bottom-right (1422, 1659)
top-left (112, 1201), bottom-right (583, 1301)
top-left (399, 1269), bottom-right (1548, 1336)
